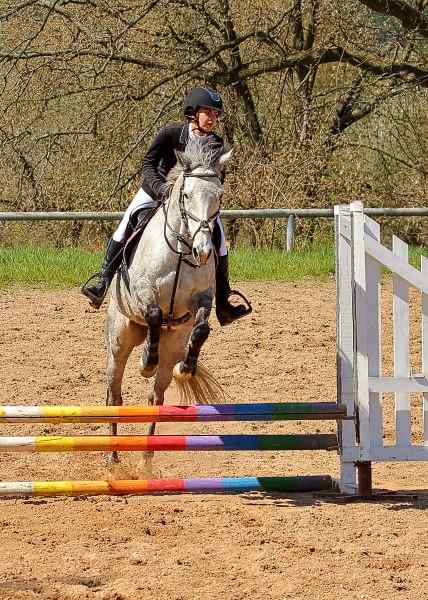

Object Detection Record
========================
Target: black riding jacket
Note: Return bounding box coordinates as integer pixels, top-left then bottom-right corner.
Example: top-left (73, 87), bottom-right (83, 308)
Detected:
top-left (141, 123), bottom-right (224, 200)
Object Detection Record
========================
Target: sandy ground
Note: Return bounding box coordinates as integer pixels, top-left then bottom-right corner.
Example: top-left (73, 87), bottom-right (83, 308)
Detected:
top-left (0, 282), bottom-right (427, 600)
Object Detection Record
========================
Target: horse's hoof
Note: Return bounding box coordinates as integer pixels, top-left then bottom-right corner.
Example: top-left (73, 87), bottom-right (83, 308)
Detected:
top-left (107, 451), bottom-right (120, 465)
top-left (173, 362), bottom-right (193, 381)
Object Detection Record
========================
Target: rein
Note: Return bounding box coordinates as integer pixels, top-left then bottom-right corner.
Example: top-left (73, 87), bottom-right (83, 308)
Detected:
top-left (163, 170), bottom-right (221, 327)
top-left (162, 172), bottom-right (220, 267)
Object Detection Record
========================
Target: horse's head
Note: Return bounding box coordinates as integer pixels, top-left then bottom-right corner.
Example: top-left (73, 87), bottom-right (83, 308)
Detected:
top-left (171, 143), bottom-right (232, 265)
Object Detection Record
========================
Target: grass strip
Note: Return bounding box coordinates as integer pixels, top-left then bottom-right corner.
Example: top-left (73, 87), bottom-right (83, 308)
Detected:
top-left (0, 246), bottom-right (99, 289)
top-left (0, 242), bottom-right (426, 290)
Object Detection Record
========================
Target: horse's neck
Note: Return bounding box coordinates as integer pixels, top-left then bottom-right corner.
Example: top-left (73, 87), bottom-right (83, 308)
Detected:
top-left (165, 193), bottom-right (182, 230)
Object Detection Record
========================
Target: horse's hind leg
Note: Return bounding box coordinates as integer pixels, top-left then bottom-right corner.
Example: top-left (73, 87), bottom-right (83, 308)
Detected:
top-left (141, 327), bottom-right (190, 476)
top-left (106, 308), bottom-right (145, 462)
top-left (140, 304), bottom-right (163, 378)
top-left (173, 293), bottom-right (212, 381)
top-left (147, 391), bottom-right (156, 437)
top-left (148, 326), bottom-right (192, 438)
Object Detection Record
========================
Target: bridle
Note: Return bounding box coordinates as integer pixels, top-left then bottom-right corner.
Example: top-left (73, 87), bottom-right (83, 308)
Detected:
top-left (162, 169), bottom-right (222, 326)
top-left (162, 170), bottom-right (222, 269)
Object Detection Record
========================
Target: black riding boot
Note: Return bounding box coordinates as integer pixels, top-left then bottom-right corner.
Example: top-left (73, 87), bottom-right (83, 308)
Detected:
top-left (81, 238), bottom-right (124, 308)
top-left (215, 254), bottom-right (252, 326)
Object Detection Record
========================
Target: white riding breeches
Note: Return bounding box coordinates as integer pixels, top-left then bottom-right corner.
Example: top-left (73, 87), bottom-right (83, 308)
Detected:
top-left (112, 188), bottom-right (159, 242)
top-left (112, 188), bottom-right (228, 257)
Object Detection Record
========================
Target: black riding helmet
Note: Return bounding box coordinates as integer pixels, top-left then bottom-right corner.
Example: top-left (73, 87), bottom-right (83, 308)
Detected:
top-left (183, 87), bottom-right (223, 118)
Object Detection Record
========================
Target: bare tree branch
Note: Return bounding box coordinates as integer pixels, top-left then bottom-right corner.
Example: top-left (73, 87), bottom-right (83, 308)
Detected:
top-left (230, 47), bottom-right (428, 88)
top-left (0, 49), bottom-right (168, 69)
top-left (357, 0), bottom-right (428, 37)
top-left (347, 140), bottom-right (428, 175)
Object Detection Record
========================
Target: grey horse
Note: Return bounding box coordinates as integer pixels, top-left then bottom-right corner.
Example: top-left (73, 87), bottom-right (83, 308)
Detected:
top-left (105, 142), bottom-right (231, 461)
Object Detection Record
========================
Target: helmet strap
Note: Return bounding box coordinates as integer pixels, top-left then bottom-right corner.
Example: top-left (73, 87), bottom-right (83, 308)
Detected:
top-left (191, 114), bottom-right (210, 136)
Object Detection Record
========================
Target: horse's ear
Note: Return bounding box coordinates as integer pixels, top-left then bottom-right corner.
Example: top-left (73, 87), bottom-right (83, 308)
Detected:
top-left (175, 150), bottom-right (191, 172)
top-left (218, 149), bottom-right (233, 169)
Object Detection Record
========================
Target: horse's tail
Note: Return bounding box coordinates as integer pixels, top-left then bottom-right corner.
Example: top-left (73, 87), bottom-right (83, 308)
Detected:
top-left (173, 363), bottom-right (228, 405)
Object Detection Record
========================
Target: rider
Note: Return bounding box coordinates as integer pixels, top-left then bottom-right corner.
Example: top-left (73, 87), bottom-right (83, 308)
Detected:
top-left (81, 86), bottom-right (251, 326)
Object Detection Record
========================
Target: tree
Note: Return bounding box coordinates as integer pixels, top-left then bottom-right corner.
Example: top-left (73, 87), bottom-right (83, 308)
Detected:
top-left (0, 0), bottom-right (427, 243)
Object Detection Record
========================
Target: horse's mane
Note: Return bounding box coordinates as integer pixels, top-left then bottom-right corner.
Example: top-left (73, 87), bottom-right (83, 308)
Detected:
top-left (162, 138), bottom-right (223, 195)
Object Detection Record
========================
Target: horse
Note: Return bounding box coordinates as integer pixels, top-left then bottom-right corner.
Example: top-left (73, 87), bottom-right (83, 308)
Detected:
top-left (105, 141), bottom-right (231, 462)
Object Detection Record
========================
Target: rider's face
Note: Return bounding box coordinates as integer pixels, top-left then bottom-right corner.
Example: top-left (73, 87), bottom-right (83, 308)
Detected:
top-left (196, 107), bottom-right (220, 132)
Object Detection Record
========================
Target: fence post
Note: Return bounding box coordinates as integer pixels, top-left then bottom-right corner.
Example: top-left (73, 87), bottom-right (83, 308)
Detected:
top-left (286, 214), bottom-right (295, 251)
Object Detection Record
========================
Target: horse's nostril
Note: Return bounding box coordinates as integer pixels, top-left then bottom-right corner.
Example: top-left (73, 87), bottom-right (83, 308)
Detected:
top-left (193, 247), bottom-right (198, 260)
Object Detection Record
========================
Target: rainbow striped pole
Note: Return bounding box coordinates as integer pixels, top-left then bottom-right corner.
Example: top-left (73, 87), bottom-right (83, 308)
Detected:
top-left (0, 434), bottom-right (338, 452)
top-left (0, 475), bottom-right (334, 497)
top-left (0, 403), bottom-right (347, 423)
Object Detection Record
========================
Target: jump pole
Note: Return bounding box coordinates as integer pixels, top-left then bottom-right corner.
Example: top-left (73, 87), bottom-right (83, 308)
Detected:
top-left (0, 433), bottom-right (338, 452)
top-left (0, 403), bottom-right (347, 423)
top-left (0, 475), bottom-right (334, 497)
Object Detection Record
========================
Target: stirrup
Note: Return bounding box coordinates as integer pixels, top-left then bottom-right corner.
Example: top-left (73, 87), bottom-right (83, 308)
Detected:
top-left (229, 289), bottom-right (252, 318)
top-left (217, 290), bottom-right (252, 326)
top-left (81, 272), bottom-right (106, 308)
top-left (81, 272), bottom-right (102, 290)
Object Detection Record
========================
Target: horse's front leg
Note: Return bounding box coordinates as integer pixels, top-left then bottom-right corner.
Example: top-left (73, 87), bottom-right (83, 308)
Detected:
top-left (140, 303), bottom-right (163, 378)
top-left (173, 293), bottom-right (212, 381)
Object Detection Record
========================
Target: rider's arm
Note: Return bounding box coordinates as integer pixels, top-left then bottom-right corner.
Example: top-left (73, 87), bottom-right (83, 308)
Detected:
top-left (141, 128), bottom-right (170, 200)
top-left (141, 125), bottom-right (182, 200)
